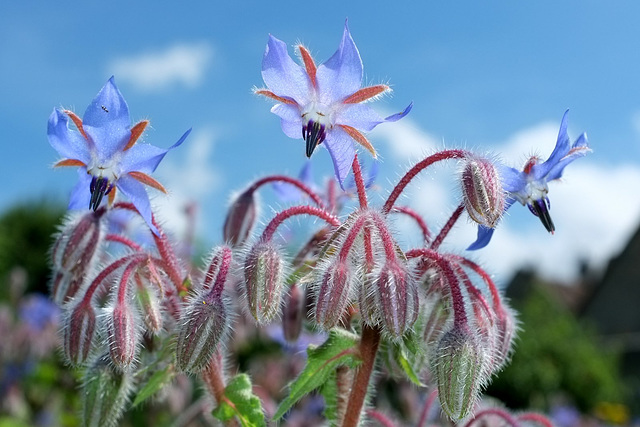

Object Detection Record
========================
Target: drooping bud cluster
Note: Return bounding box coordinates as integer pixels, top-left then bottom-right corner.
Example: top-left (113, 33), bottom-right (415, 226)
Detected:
top-left (460, 156), bottom-right (505, 229)
top-left (50, 210), bottom-right (104, 304)
top-left (176, 246), bottom-right (232, 373)
top-left (282, 282), bottom-right (305, 342)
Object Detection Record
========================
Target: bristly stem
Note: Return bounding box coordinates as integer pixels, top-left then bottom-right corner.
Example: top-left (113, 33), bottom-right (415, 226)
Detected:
top-left (352, 154), bottom-right (368, 209)
top-left (430, 203), bottom-right (464, 251)
top-left (106, 233), bottom-right (143, 251)
top-left (383, 149), bottom-right (467, 214)
top-left (462, 408), bottom-right (519, 427)
top-left (249, 174), bottom-right (325, 208)
top-left (261, 205), bottom-right (339, 242)
top-left (417, 389), bottom-right (438, 427)
top-left (391, 206), bottom-right (431, 243)
top-left (202, 353), bottom-right (238, 427)
top-left (342, 324), bottom-right (382, 427)
top-left (517, 412), bottom-right (554, 427)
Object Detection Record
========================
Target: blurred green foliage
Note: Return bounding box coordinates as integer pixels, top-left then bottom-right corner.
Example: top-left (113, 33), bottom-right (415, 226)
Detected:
top-left (0, 201), bottom-right (64, 299)
top-left (487, 284), bottom-right (627, 412)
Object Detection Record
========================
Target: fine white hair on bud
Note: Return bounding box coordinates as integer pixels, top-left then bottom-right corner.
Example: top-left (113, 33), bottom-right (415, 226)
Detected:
top-left (461, 156), bottom-right (505, 229)
top-left (243, 240), bottom-right (286, 324)
top-left (223, 188), bottom-right (258, 248)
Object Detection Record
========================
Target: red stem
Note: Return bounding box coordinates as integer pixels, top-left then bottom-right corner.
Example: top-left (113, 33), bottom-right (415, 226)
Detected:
top-left (106, 233), bottom-right (143, 251)
top-left (391, 206), bottom-right (431, 243)
top-left (260, 205), bottom-right (339, 242)
top-left (383, 149), bottom-right (467, 214)
top-left (342, 325), bottom-right (382, 427)
top-left (429, 204), bottom-right (464, 251)
top-left (417, 390), bottom-right (438, 427)
top-left (517, 412), bottom-right (554, 427)
top-left (463, 408), bottom-right (519, 427)
top-left (249, 175), bottom-right (325, 208)
top-left (352, 155), bottom-right (368, 209)
top-left (365, 408), bottom-right (397, 427)
top-left (453, 256), bottom-right (504, 316)
top-left (82, 253), bottom-right (148, 302)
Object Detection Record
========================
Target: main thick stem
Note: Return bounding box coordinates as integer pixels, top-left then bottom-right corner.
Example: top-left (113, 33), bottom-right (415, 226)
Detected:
top-left (342, 324), bottom-right (382, 427)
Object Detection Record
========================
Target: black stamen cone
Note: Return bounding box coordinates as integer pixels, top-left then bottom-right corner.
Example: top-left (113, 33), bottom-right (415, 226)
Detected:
top-left (304, 121), bottom-right (326, 158)
top-left (89, 176), bottom-right (110, 211)
top-left (530, 199), bottom-right (555, 233)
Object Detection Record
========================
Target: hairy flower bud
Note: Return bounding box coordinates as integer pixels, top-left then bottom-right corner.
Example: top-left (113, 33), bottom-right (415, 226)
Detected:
top-left (50, 211), bottom-right (104, 304)
top-left (282, 282), bottom-right (304, 342)
top-left (371, 261), bottom-right (419, 338)
top-left (82, 354), bottom-right (134, 427)
top-left (223, 188), bottom-right (257, 247)
top-left (135, 276), bottom-right (163, 334)
top-left (423, 292), bottom-right (452, 348)
top-left (461, 157), bottom-right (504, 229)
top-left (244, 241), bottom-right (285, 324)
top-left (62, 300), bottom-right (96, 366)
top-left (314, 259), bottom-right (353, 330)
top-left (175, 289), bottom-right (229, 373)
top-left (493, 304), bottom-right (517, 370)
top-left (433, 328), bottom-right (490, 420)
top-left (106, 300), bottom-right (141, 371)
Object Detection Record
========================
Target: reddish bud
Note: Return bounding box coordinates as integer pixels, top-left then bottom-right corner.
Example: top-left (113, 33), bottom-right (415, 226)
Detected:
top-left (282, 283), bottom-right (305, 342)
top-left (50, 211), bottom-right (104, 304)
top-left (106, 300), bottom-right (141, 371)
top-left (371, 261), bottom-right (419, 338)
top-left (461, 157), bottom-right (505, 229)
top-left (175, 289), bottom-right (229, 373)
top-left (63, 300), bottom-right (97, 366)
top-left (314, 259), bottom-right (353, 330)
top-left (135, 275), bottom-right (164, 334)
top-left (243, 241), bottom-right (285, 324)
top-left (493, 304), bottom-right (518, 370)
top-left (223, 188), bottom-right (257, 247)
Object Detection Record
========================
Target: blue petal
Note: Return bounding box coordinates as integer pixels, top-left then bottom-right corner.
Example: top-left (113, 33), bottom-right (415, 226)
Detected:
top-left (497, 164), bottom-right (526, 194)
top-left (316, 21), bottom-right (363, 105)
top-left (262, 35), bottom-right (311, 106)
top-left (364, 159), bottom-right (379, 188)
top-left (271, 104), bottom-right (302, 139)
top-left (533, 110), bottom-right (571, 180)
top-left (323, 126), bottom-right (355, 189)
top-left (68, 168), bottom-right (92, 210)
top-left (383, 102), bottom-right (413, 122)
top-left (47, 109), bottom-right (92, 164)
top-left (82, 77), bottom-right (132, 160)
top-left (119, 129), bottom-right (190, 174)
top-left (467, 225), bottom-right (495, 251)
top-left (335, 104), bottom-right (384, 131)
top-left (544, 132), bottom-right (590, 181)
top-left (116, 175), bottom-right (158, 235)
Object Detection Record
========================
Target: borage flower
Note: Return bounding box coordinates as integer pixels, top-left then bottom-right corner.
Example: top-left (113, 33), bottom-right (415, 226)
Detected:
top-left (48, 77), bottom-right (190, 235)
top-left (468, 110), bottom-right (590, 250)
top-left (255, 21), bottom-right (411, 187)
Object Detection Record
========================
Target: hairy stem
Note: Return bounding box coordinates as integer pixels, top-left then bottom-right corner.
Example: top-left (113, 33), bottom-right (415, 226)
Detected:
top-left (429, 203), bottom-right (464, 251)
top-left (261, 205), bottom-right (339, 242)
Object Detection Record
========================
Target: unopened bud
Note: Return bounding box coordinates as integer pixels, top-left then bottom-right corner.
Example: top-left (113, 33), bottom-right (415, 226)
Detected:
top-left (461, 157), bottom-right (504, 229)
top-left (422, 292), bottom-right (452, 348)
top-left (493, 304), bottom-right (517, 371)
top-left (62, 300), bottom-right (96, 366)
top-left (433, 328), bottom-right (489, 420)
top-left (50, 211), bottom-right (103, 304)
top-left (243, 241), bottom-right (285, 324)
top-left (282, 283), bottom-right (304, 342)
top-left (314, 259), bottom-right (353, 329)
top-left (223, 188), bottom-right (257, 247)
top-left (135, 276), bottom-right (164, 334)
top-left (106, 299), bottom-right (141, 371)
top-left (82, 353), bottom-right (134, 427)
top-left (372, 261), bottom-right (419, 338)
top-left (175, 289), bottom-right (229, 373)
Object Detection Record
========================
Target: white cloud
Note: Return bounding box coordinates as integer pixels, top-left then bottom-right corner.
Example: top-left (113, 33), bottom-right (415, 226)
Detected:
top-left (376, 118), bottom-right (640, 284)
top-left (109, 42), bottom-right (213, 92)
top-left (153, 128), bottom-right (221, 238)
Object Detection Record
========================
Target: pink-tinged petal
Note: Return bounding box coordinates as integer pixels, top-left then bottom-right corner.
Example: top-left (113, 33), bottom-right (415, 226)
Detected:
top-left (123, 120), bottom-right (149, 151)
top-left (119, 129), bottom-right (191, 174)
top-left (338, 124), bottom-right (377, 158)
top-left (68, 168), bottom-right (92, 211)
top-left (128, 171), bottom-right (168, 193)
top-left (82, 77), bottom-right (132, 159)
top-left (47, 109), bottom-right (92, 164)
top-left (254, 89), bottom-right (297, 105)
top-left (316, 21), bottom-right (363, 105)
top-left (54, 159), bottom-right (87, 168)
top-left (262, 35), bottom-right (312, 106)
top-left (323, 126), bottom-right (356, 189)
top-left (297, 45), bottom-right (317, 88)
top-left (271, 104), bottom-right (302, 139)
top-left (116, 175), bottom-right (158, 235)
top-left (335, 104), bottom-right (385, 131)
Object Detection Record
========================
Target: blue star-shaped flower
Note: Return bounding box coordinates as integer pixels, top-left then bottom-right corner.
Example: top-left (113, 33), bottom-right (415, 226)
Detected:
top-left (48, 77), bottom-right (190, 234)
top-left (468, 110), bottom-right (591, 250)
top-left (255, 21), bottom-right (411, 188)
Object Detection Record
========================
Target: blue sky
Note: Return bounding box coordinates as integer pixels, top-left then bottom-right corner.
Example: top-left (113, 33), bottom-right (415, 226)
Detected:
top-left (2, 1), bottom-right (640, 283)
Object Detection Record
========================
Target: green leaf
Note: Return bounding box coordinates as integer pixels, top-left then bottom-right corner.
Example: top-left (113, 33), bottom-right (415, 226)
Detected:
top-left (273, 329), bottom-right (361, 420)
top-left (396, 345), bottom-right (425, 386)
top-left (132, 365), bottom-right (175, 407)
top-left (212, 374), bottom-right (265, 427)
